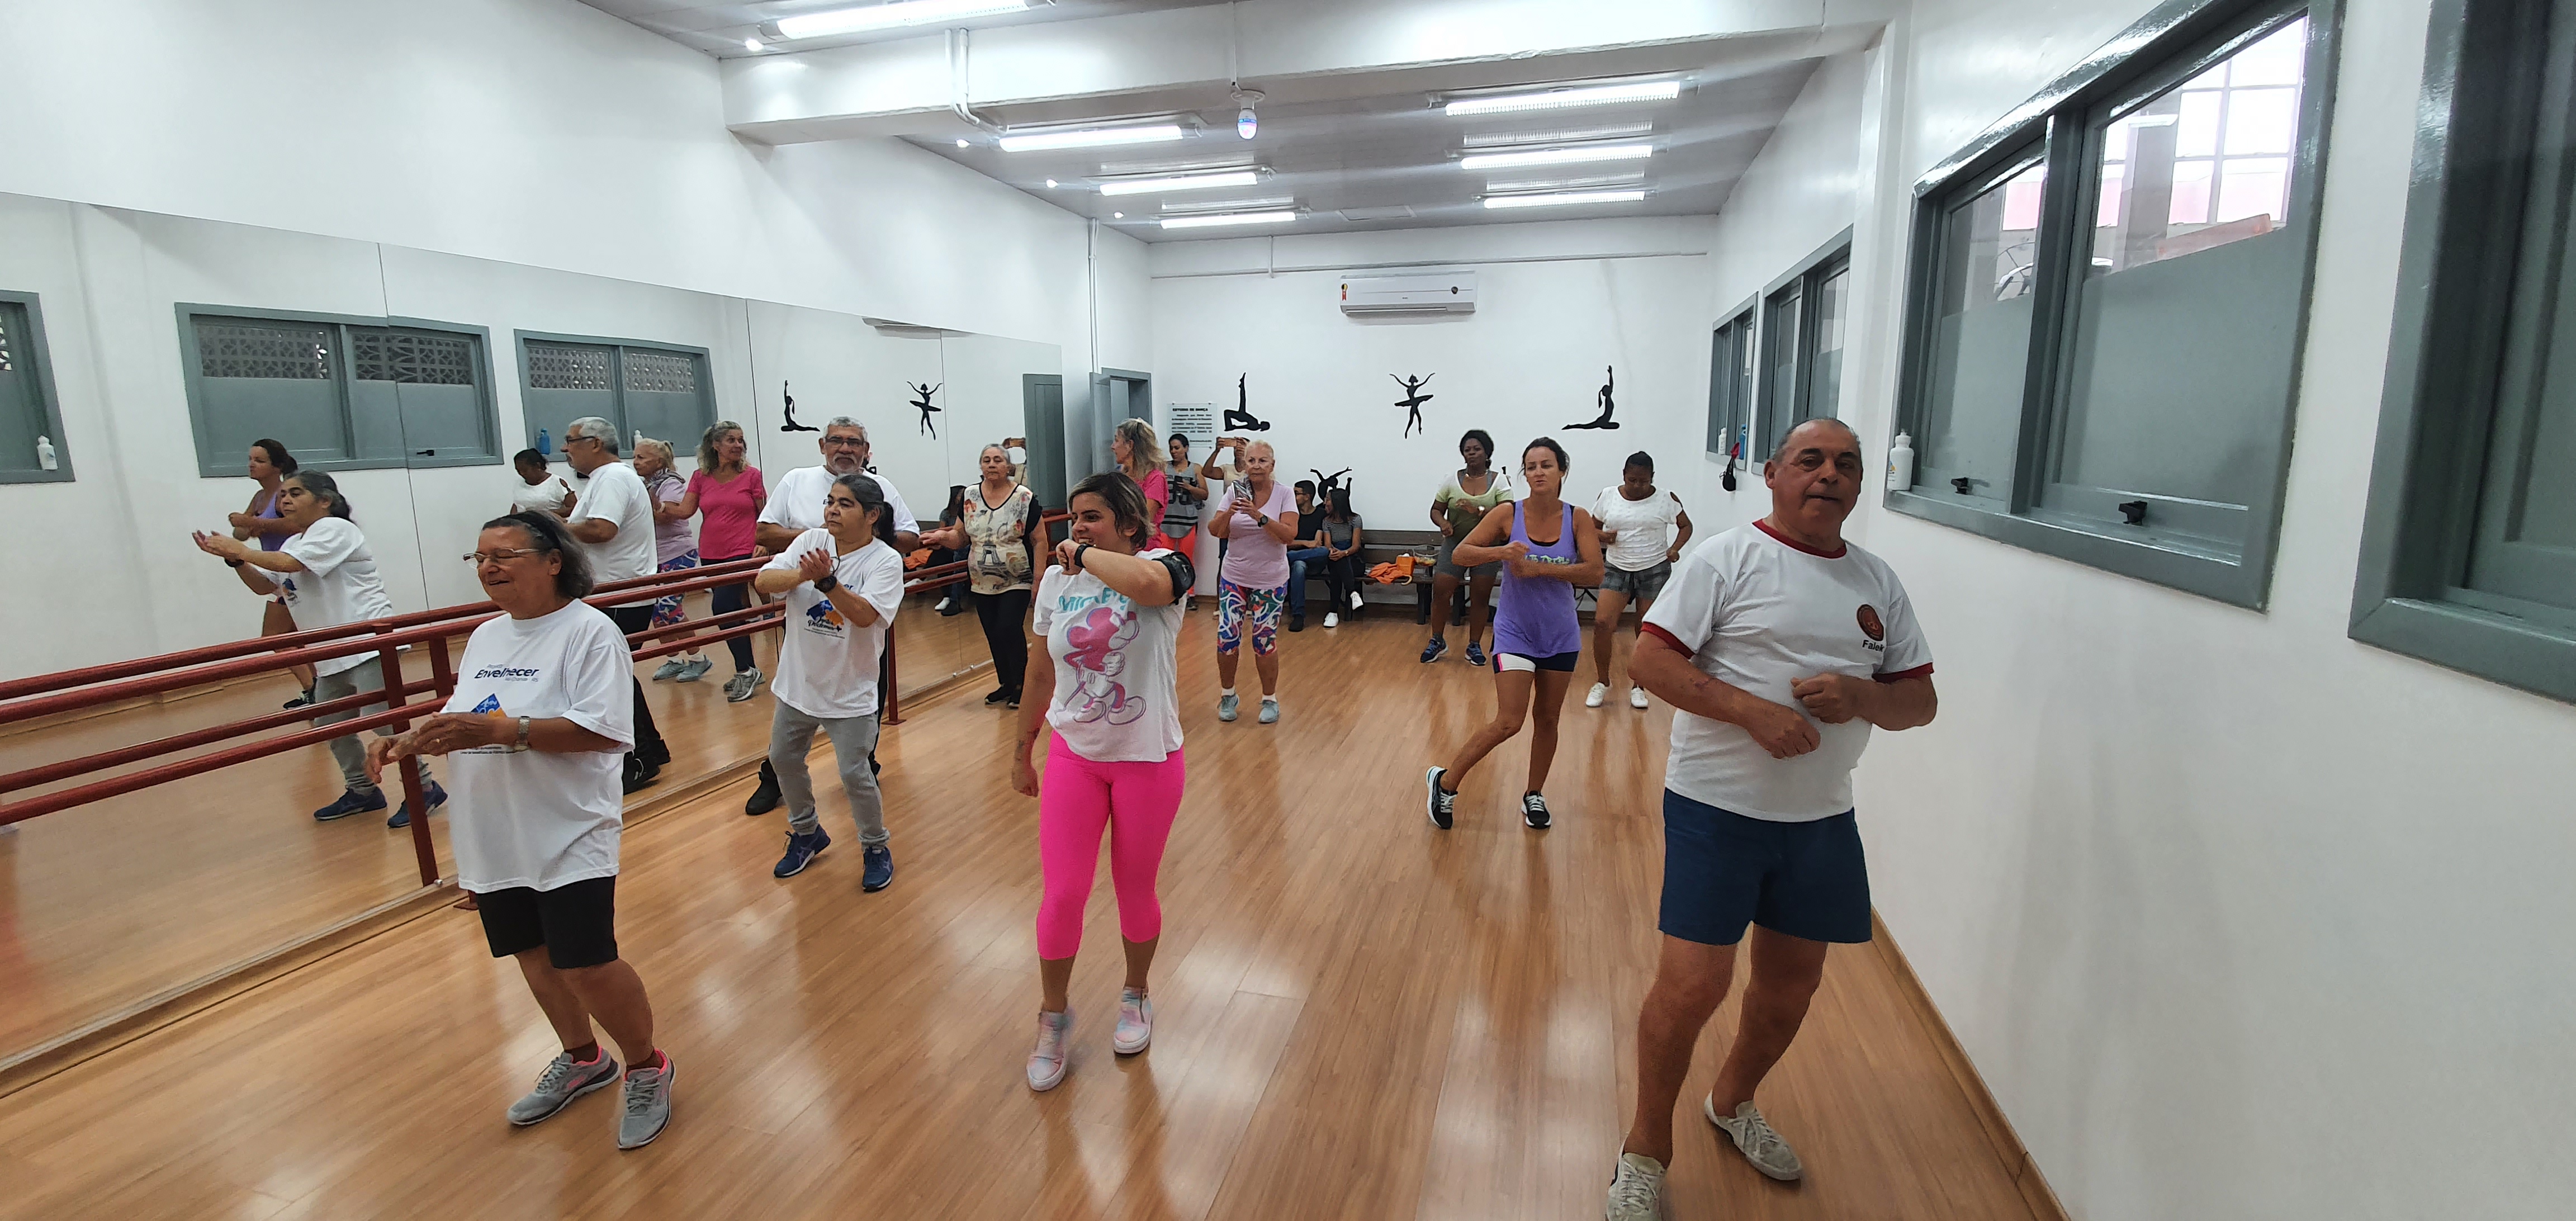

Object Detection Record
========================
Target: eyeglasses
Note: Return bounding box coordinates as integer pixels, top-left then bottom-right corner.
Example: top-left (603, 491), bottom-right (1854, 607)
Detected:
top-left (566, 436), bottom-right (603, 449)
top-left (463, 548), bottom-right (545, 564)
top-left (822, 436), bottom-right (866, 448)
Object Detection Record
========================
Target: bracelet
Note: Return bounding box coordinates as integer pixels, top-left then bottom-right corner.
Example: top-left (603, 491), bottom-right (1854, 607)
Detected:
top-left (812, 574), bottom-right (839, 593)
top-left (515, 715), bottom-right (532, 750)
top-left (1074, 543), bottom-right (1094, 571)
top-left (224, 557), bottom-right (244, 568)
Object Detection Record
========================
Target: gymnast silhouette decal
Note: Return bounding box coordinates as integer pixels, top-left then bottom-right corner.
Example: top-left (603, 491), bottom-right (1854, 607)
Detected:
top-left (1391, 373), bottom-right (1435, 437)
top-left (908, 381), bottom-right (943, 437)
top-left (778, 381), bottom-right (818, 432)
top-left (1225, 373), bottom-right (1272, 433)
top-left (1311, 467), bottom-right (1352, 504)
top-left (1565, 365), bottom-right (1621, 430)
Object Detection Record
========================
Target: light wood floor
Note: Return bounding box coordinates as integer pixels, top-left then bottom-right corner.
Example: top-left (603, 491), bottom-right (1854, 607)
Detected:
top-left (0, 612), bottom-right (2033, 1219)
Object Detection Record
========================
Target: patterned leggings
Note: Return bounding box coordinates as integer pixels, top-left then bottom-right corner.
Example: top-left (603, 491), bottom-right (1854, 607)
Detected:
top-left (1215, 579), bottom-right (1284, 656)
top-left (650, 551), bottom-right (699, 628)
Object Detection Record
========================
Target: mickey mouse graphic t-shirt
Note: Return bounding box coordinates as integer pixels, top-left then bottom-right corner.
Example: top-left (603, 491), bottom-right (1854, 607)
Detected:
top-left (763, 529), bottom-right (907, 721)
top-left (1031, 548), bottom-right (1186, 763)
top-left (439, 600), bottom-right (636, 892)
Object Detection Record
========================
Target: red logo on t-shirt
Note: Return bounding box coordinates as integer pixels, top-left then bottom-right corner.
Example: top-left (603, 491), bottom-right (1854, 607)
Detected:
top-left (1857, 604), bottom-right (1885, 642)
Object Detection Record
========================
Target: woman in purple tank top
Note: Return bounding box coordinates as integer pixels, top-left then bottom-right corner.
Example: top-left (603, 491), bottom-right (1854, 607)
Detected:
top-left (1424, 437), bottom-right (1603, 830)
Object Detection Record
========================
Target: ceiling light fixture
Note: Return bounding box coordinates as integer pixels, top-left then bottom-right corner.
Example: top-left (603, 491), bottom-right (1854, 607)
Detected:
top-left (997, 123), bottom-right (1188, 153)
top-left (1112, 211), bottom-right (1125, 218)
top-left (1044, 178), bottom-right (1058, 188)
top-left (1461, 122), bottom-right (1655, 149)
top-left (1482, 188), bottom-right (1649, 210)
top-left (955, 138), bottom-right (972, 148)
top-left (1234, 89), bottom-right (1264, 140)
top-left (775, 0), bottom-right (1032, 40)
top-left (1444, 79), bottom-right (1680, 117)
top-left (1483, 169), bottom-right (1647, 193)
top-left (743, 37), bottom-right (765, 52)
top-left (1097, 169), bottom-right (1261, 196)
top-left (1459, 143), bottom-right (1653, 171)
top-left (1160, 210), bottom-right (1297, 230)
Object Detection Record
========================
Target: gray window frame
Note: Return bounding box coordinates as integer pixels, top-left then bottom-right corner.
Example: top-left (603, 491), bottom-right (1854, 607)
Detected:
top-left (513, 329), bottom-right (716, 462)
top-left (1751, 229), bottom-right (1855, 463)
top-left (1885, 0), bottom-right (2343, 609)
top-left (0, 290), bottom-right (73, 484)
top-left (178, 305), bottom-right (502, 477)
top-left (1706, 302), bottom-right (1757, 464)
top-left (2351, 0), bottom-right (2576, 704)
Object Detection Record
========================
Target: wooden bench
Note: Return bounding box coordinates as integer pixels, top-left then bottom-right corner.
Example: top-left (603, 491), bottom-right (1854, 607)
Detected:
top-left (1291, 527), bottom-right (1606, 625)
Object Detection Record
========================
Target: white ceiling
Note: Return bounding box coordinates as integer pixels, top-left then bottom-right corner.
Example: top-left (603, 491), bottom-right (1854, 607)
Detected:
top-left (579, 0), bottom-right (1227, 57)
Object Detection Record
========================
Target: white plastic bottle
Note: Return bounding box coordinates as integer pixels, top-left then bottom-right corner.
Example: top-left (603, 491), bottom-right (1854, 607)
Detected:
top-left (35, 435), bottom-right (57, 471)
top-left (1887, 432), bottom-right (1914, 493)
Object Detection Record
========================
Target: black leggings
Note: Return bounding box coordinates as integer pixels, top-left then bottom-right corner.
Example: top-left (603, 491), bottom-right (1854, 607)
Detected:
top-left (1317, 553), bottom-right (1360, 612)
top-left (971, 588), bottom-right (1031, 697)
top-left (604, 605), bottom-right (670, 769)
top-left (704, 553), bottom-right (756, 673)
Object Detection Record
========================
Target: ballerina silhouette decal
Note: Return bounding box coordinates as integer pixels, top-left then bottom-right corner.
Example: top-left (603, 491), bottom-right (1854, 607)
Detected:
top-left (779, 381), bottom-right (818, 432)
top-left (1565, 365), bottom-right (1621, 430)
top-left (908, 381), bottom-right (943, 437)
top-left (1224, 373), bottom-right (1272, 433)
top-left (1392, 373), bottom-right (1435, 437)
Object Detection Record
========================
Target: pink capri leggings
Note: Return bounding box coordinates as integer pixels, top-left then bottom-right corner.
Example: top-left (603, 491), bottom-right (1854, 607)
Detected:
top-left (1036, 735), bottom-right (1186, 960)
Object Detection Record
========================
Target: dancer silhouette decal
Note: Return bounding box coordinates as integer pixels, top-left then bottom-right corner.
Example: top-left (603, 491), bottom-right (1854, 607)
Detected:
top-left (908, 381), bottom-right (943, 437)
top-left (1565, 365), bottom-right (1621, 429)
top-left (1311, 467), bottom-right (1352, 504)
top-left (1225, 373), bottom-right (1272, 433)
top-left (779, 381), bottom-right (818, 432)
top-left (1392, 373), bottom-right (1435, 437)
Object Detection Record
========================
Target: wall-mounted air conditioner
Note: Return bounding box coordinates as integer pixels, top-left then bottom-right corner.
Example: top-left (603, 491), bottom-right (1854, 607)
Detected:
top-left (1340, 271), bottom-right (1477, 316)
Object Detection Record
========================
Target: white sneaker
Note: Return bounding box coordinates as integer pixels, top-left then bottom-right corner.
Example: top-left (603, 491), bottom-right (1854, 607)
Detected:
top-left (1027, 1010), bottom-right (1071, 1091)
top-left (1603, 1151), bottom-right (1669, 1219)
top-left (1112, 987), bottom-right (1153, 1054)
top-left (1706, 1097), bottom-right (1805, 1181)
top-left (1585, 682), bottom-right (1609, 708)
top-left (1349, 590), bottom-right (1363, 610)
top-left (1629, 685), bottom-right (1649, 709)
top-left (1324, 612), bottom-right (1339, 628)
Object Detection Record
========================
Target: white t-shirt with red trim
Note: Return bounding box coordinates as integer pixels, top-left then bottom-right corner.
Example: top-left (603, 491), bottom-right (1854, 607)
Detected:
top-left (1640, 520), bottom-right (1933, 822)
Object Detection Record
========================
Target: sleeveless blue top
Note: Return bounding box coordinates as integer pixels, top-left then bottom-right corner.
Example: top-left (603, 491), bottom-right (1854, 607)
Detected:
top-left (1493, 500), bottom-right (1581, 659)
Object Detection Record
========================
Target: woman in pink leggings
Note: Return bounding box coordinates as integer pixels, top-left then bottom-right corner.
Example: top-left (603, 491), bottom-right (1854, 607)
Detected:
top-left (1012, 471), bottom-right (1194, 1091)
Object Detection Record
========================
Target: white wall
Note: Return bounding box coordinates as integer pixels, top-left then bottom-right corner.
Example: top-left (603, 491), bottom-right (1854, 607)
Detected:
top-left (1688, 1), bottom-right (2576, 1217)
top-left (0, 0), bottom-right (1143, 677)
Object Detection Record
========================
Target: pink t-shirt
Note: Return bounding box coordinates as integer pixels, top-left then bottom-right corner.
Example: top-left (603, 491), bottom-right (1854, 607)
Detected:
top-left (1213, 479), bottom-right (1298, 589)
top-left (1138, 466), bottom-right (1169, 540)
top-left (688, 467), bottom-right (766, 560)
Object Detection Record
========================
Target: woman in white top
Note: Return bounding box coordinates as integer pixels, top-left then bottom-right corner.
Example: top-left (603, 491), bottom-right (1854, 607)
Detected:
top-left (194, 470), bottom-right (443, 828)
top-left (1014, 471), bottom-right (1194, 1092)
top-left (755, 474), bottom-right (907, 891)
top-left (364, 510), bottom-right (673, 1152)
top-left (1588, 451), bottom-right (1693, 709)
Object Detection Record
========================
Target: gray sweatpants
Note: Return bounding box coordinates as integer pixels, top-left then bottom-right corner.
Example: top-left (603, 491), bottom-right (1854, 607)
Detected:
top-left (769, 701), bottom-right (886, 845)
top-left (312, 657), bottom-right (426, 797)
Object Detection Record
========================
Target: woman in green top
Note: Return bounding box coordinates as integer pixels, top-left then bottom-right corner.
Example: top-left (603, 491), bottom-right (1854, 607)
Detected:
top-left (1422, 429), bottom-right (1517, 665)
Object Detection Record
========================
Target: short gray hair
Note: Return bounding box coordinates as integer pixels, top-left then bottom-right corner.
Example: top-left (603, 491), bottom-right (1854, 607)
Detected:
top-left (566, 415), bottom-right (621, 456)
top-left (823, 417), bottom-right (866, 442)
top-left (1767, 417), bottom-right (1860, 465)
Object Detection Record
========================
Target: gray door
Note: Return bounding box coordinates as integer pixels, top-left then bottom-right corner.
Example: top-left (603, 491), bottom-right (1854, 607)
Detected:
top-left (1024, 373), bottom-right (1066, 512)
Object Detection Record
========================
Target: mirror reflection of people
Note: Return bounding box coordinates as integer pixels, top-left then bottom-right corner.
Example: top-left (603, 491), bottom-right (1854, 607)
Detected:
top-left (509, 448), bottom-right (575, 517)
top-left (193, 471), bottom-right (444, 826)
top-left (1012, 472), bottom-right (1194, 1092)
top-left (367, 511), bottom-right (674, 1153)
top-left (632, 437), bottom-right (707, 683)
top-left (1111, 418), bottom-right (1168, 550)
top-left (1423, 429), bottom-right (1516, 666)
top-left (921, 443), bottom-right (1042, 708)
top-left (1159, 433), bottom-right (1207, 612)
top-left (559, 417), bottom-right (672, 794)
top-left (660, 422), bottom-right (766, 694)
top-left (226, 438), bottom-right (318, 709)
top-left (1208, 440), bottom-right (1296, 723)
top-left (1588, 451), bottom-right (1693, 711)
top-left (757, 475), bottom-right (907, 891)
top-left (1424, 438), bottom-right (1601, 832)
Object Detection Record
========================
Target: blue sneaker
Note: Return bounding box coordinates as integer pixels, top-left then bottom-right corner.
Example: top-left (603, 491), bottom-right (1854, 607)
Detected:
top-left (1419, 636), bottom-right (1448, 664)
top-left (861, 843), bottom-right (894, 892)
top-left (386, 779), bottom-right (448, 829)
top-left (313, 788), bottom-right (387, 822)
top-left (1464, 641), bottom-right (1487, 668)
top-left (1218, 693), bottom-right (1240, 722)
top-left (773, 828), bottom-right (830, 878)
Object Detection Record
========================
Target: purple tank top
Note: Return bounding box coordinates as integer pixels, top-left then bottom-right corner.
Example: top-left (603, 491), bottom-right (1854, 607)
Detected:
top-left (1494, 500), bottom-right (1581, 659)
top-left (255, 489), bottom-right (288, 552)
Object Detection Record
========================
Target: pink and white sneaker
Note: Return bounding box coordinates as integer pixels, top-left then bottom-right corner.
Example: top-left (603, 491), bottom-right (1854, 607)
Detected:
top-left (1027, 1010), bottom-right (1072, 1091)
top-left (1112, 988), bottom-right (1153, 1055)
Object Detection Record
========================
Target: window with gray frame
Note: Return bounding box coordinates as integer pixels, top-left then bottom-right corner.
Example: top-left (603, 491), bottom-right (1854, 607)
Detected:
top-left (518, 334), bottom-right (714, 457)
top-left (0, 292), bottom-right (73, 483)
top-left (181, 308), bottom-right (500, 476)
top-left (1887, 0), bottom-right (2339, 608)
top-left (1705, 308), bottom-right (1755, 463)
top-left (1750, 234), bottom-right (1855, 463)
top-left (2352, 0), bottom-right (2576, 703)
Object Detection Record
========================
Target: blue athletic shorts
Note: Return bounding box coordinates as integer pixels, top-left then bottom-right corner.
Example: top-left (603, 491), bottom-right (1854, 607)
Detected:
top-left (1658, 789), bottom-right (1871, 946)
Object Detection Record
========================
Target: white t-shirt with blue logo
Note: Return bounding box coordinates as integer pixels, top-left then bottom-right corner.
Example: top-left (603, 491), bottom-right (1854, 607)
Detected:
top-left (764, 530), bottom-right (906, 721)
top-left (1031, 550), bottom-right (1186, 763)
top-left (440, 600), bottom-right (635, 892)
top-left (262, 517), bottom-right (396, 678)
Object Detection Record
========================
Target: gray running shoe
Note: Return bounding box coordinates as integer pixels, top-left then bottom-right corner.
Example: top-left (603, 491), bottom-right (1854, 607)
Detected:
top-left (1217, 693), bottom-right (1239, 722)
top-left (1257, 698), bottom-right (1279, 725)
top-left (618, 1055), bottom-right (675, 1150)
top-left (1603, 1151), bottom-right (1669, 1220)
top-left (506, 1049), bottom-right (620, 1125)
top-left (650, 658), bottom-right (688, 682)
top-left (1706, 1097), bottom-right (1804, 1181)
top-left (723, 668), bottom-right (764, 703)
top-left (678, 657), bottom-right (714, 683)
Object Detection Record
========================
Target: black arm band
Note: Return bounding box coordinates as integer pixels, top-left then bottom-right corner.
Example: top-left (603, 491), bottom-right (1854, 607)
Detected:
top-left (1154, 551), bottom-right (1196, 602)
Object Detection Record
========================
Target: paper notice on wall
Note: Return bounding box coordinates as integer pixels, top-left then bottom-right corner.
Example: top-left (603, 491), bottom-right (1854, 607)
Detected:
top-left (1165, 403), bottom-right (1216, 443)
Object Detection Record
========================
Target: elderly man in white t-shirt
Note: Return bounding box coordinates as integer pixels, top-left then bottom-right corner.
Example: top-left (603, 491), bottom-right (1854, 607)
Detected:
top-left (1604, 418), bottom-right (1940, 1220)
top-left (560, 416), bottom-right (671, 793)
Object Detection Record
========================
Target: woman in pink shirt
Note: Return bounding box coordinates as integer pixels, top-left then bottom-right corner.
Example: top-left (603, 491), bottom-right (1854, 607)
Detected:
top-left (1112, 419), bottom-right (1168, 550)
top-left (664, 421), bottom-right (767, 698)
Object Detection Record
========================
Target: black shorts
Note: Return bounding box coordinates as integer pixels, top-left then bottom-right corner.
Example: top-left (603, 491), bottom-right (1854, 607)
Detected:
top-left (1493, 649), bottom-right (1580, 673)
top-left (1658, 791), bottom-right (1871, 946)
top-left (475, 875), bottom-right (620, 969)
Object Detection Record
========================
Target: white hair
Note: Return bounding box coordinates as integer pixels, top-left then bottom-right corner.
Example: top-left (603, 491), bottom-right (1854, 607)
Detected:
top-left (566, 415), bottom-right (620, 455)
top-left (823, 417), bottom-right (867, 441)
top-left (1242, 439), bottom-right (1276, 461)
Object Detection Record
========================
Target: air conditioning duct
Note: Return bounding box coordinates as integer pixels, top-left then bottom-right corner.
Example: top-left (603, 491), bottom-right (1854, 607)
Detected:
top-left (1339, 271), bottom-right (1477, 317)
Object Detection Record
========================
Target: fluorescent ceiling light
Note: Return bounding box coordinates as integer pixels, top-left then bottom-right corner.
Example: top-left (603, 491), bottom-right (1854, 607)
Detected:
top-left (1482, 189), bottom-right (1649, 210)
top-left (1161, 210), bottom-right (1297, 230)
top-left (743, 37), bottom-right (765, 51)
top-left (1098, 169), bottom-right (1261, 196)
top-left (1159, 195), bottom-right (1293, 215)
top-left (1445, 79), bottom-right (1680, 117)
top-left (1458, 143), bottom-right (1652, 171)
top-left (1462, 122), bottom-right (1654, 149)
top-left (997, 124), bottom-right (1187, 153)
top-left (1484, 169), bottom-right (1647, 193)
top-left (776, 0), bottom-right (1031, 40)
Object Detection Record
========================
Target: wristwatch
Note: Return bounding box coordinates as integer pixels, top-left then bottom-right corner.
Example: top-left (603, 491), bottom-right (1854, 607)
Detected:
top-left (812, 574), bottom-right (839, 593)
top-left (1073, 543), bottom-right (1094, 571)
top-left (514, 715), bottom-right (532, 749)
